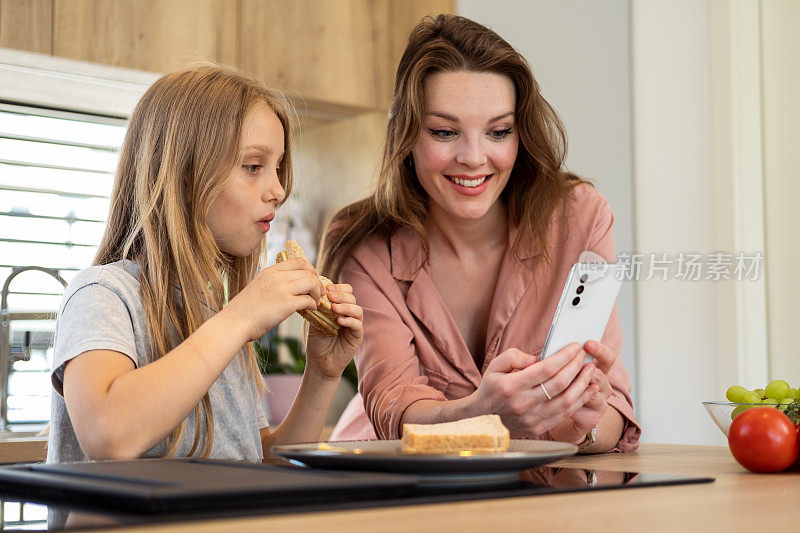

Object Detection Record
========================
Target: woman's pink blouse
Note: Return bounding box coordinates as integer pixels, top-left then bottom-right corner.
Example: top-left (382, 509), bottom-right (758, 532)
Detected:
top-left (334, 184), bottom-right (640, 452)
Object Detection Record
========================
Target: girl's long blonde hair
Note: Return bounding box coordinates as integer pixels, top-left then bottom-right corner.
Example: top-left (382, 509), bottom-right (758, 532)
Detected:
top-left (94, 65), bottom-right (295, 458)
top-left (318, 14), bottom-right (588, 281)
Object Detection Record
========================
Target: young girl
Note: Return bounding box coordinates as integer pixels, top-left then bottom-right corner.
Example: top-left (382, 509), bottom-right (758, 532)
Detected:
top-left (47, 65), bottom-right (363, 463)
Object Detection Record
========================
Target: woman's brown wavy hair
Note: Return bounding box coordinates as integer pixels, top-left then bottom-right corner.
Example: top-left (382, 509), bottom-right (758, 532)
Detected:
top-left (94, 64), bottom-right (295, 458)
top-left (318, 14), bottom-right (587, 281)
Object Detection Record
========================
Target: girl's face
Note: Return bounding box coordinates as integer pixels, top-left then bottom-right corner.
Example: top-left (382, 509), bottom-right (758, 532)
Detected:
top-left (207, 103), bottom-right (286, 257)
top-left (411, 70), bottom-right (519, 222)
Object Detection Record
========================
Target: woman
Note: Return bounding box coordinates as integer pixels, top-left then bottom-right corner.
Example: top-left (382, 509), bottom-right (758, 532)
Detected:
top-left (319, 15), bottom-right (639, 452)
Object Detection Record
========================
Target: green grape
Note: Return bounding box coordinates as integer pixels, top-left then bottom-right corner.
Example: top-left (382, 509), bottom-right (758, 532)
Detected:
top-left (754, 388), bottom-right (766, 399)
top-left (730, 405), bottom-right (749, 420)
top-left (762, 397), bottom-right (779, 406)
top-left (791, 388), bottom-right (800, 400)
top-left (742, 391), bottom-right (762, 404)
top-left (779, 397), bottom-right (795, 406)
top-left (765, 380), bottom-right (790, 401)
top-left (726, 385), bottom-right (748, 403)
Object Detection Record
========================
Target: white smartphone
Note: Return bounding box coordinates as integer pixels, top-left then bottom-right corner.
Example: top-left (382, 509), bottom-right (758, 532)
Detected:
top-left (541, 262), bottom-right (623, 362)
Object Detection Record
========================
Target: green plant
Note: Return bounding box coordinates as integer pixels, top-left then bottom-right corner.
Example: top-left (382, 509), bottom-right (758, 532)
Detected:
top-left (254, 336), bottom-right (358, 391)
top-left (254, 336), bottom-right (305, 375)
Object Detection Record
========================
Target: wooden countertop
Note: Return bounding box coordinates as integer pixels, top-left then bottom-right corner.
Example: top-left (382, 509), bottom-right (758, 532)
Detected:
top-left (0, 435), bottom-right (46, 464)
top-left (85, 443), bottom-right (799, 532)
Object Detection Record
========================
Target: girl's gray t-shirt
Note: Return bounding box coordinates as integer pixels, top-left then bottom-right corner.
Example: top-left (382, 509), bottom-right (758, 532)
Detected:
top-left (47, 260), bottom-right (268, 463)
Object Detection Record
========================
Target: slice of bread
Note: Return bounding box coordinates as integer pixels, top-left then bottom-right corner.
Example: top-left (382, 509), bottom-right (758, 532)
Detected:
top-left (276, 241), bottom-right (340, 337)
top-left (401, 414), bottom-right (510, 454)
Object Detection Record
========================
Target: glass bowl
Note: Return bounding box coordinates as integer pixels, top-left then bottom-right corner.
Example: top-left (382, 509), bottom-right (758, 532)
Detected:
top-left (702, 401), bottom-right (793, 437)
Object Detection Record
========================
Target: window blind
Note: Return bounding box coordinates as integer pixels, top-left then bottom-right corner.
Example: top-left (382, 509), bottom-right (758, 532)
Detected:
top-left (0, 103), bottom-right (126, 424)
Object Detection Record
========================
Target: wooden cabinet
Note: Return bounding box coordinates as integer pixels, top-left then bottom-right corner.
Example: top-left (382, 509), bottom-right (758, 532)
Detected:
top-left (0, 0), bottom-right (53, 54)
top-left (238, 0), bottom-right (453, 111)
top-left (51, 0), bottom-right (236, 72)
top-left (239, 0), bottom-right (388, 113)
top-left (388, 0), bottom-right (454, 90)
top-left (0, 0), bottom-right (454, 112)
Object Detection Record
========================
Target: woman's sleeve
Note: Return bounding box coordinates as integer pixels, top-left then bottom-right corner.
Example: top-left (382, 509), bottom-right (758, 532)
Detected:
top-left (589, 196), bottom-right (642, 452)
top-left (341, 258), bottom-right (447, 439)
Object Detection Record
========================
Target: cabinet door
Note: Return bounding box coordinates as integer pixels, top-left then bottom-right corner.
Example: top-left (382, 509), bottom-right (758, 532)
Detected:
top-left (386, 0), bottom-right (454, 107)
top-left (238, 0), bottom-right (389, 113)
top-left (52, 0), bottom-right (236, 72)
top-left (0, 0), bottom-right (53, 54)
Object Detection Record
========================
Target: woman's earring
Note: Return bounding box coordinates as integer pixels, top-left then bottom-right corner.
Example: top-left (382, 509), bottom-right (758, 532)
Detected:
top-left (404, 156), bottom-right (415, 170)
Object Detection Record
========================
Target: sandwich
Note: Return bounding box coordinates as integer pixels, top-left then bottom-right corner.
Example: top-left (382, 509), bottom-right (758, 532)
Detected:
top-left (401, 414), bottom-right (510, 454)
top-left (275, 240), bottom-right (341, 337)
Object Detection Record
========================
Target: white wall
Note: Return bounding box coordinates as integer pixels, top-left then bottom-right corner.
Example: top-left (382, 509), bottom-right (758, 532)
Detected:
top-left (457, 0), bottom-right (639, 413)
top-left (631, 0), bottom-right (724, 445)
top-left (761, 1), bottom-right (800, 382)
top-left (632, 0), bottom-right (793, 445)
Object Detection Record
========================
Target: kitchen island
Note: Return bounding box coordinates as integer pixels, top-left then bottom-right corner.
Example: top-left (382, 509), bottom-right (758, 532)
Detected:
top-left (61, 444), bottom-right (797, 532)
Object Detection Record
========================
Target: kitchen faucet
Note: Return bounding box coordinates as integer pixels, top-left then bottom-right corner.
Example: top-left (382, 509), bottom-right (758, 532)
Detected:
top-left (0, 266), bottom-right (67, 431)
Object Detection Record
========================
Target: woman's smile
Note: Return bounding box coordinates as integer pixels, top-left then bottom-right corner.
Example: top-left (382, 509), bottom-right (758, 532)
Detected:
top-left (444, 173), bottom-right (494, 195)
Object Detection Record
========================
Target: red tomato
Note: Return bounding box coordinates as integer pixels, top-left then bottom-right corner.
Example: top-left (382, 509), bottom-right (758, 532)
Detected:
top-left (728, 407), bottom-right (799, 472)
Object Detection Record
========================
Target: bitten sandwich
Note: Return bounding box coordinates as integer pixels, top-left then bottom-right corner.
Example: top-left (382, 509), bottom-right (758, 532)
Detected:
top-left (401, 414), bottom-right (510, 454)
top-left (275, 240), bottom-right (341, 337)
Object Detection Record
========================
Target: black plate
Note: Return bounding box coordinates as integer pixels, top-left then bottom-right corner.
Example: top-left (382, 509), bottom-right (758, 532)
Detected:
top-left (271, 439), bottom-right (577, 474)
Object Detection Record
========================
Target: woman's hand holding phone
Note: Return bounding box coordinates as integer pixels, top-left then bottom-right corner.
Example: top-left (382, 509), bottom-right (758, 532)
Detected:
top-left (470, 343), bottom-right (599, 438)
top-left (548, 339), bottom-right (618, 445)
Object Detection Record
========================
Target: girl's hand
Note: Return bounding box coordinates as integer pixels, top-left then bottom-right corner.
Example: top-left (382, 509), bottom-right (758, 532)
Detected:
top-left (305, 283), bottom-right (363, 381)
top-left (226, 257), bottom-right (323, 342)
top-left (469, 343), bottom-right (598, 438)
top-left (549, 340), bottom-right (616, 443)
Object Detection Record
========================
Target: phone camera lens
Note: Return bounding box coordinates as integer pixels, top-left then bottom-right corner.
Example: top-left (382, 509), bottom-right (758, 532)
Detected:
top-left (580, 274), bottom-right (588, 283)
top-left (576, 285), bottom-right (585, 295)
top-left (572, 296), bottom-right (581, 306)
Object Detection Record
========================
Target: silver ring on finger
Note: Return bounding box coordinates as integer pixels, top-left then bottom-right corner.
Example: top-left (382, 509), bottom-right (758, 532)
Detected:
top-left (540, 382), bottom-right (552, 400)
